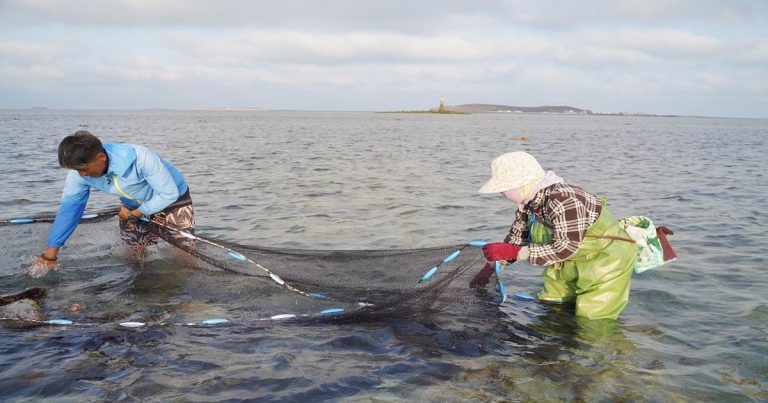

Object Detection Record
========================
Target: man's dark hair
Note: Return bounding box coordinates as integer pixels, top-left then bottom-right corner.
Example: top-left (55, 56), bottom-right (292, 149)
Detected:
top-left (58, 130), bottom-right (106, 169)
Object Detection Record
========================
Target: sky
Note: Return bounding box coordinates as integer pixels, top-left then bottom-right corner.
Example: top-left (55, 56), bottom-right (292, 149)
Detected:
top-left (1, 0), bottom-right (766, 118)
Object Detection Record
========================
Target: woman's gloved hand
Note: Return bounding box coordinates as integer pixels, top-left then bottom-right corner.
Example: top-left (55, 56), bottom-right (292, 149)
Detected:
top-left (469, 263), bottom-right (494, 288)
top-left (482, 242), bottom-right (525, 261)
top-left (469, 260), bottom-right (518, 288)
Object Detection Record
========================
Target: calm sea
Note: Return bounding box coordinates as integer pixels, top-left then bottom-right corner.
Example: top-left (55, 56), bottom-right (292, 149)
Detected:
top-left (1, 110), bottom-right (766, 401)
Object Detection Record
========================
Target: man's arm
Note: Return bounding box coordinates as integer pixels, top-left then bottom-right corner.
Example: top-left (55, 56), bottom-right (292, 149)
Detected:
top-left (46, 171), bottom-right (90, 251)
top-left (28, 171), bottom-right (89, 277)
top-left (134, 146), bottom-right (181, 216)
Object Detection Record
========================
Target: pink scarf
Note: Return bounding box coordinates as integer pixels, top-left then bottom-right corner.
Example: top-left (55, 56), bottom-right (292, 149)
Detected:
top-left (503, 170), bottom-right (564, 206)
top-left (522, 170), bottom-right (564, 204)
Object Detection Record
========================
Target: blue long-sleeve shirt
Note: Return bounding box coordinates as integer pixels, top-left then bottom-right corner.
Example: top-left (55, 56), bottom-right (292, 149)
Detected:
top-left (47, 143), bottom-right (188, 247)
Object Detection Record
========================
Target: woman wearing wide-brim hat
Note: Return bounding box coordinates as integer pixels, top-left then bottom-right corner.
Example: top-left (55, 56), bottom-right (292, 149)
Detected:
top-left (475, 151), bottom-right (639, 320)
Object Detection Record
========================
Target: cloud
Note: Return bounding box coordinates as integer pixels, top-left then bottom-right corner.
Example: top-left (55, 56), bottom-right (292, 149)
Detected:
top-left (2, 0), bottom-right (765, 31)
top-left (167, 31), bottom-right (551, 65)
top-left (512, 0), bottom-right (764, 26)
top-left (734, 39), bottom-right (768, 64)
top-left (584, 29), bottom-right (726, 58)
top-left (164, 27), bottom-right (758, 70)
top-left (0, 40), bottom-right (56, 63)
top-left (0, 0), bottom-right (766, 116)
top-left (0, 0), bottom-right (510, 33)
top-left (107, 55), bottom-right (183, 82)
top-left (0, 64), bottom-right (65, 80)
top-left (0, 39), bottom-right (70, 82)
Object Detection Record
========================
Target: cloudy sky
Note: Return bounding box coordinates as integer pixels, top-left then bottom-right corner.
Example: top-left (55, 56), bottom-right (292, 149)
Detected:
top-left (1, 0), bottom-right (766, 117)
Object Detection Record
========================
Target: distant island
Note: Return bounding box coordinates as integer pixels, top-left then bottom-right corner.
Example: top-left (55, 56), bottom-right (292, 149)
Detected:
top-left (442, 104), bottom-right (590, 114)
top-left (384, 103), bottom-right (589, 115)
top-left (385, 98), bottom-right (685, 117)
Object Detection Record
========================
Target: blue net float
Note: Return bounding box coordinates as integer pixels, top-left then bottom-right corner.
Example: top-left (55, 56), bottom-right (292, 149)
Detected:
top-left (497, 281), bottom-right (507, 305)
top-left (270, 314), bottom-right (297, 320)
top-left (119, 321), bottom-right (146, 328)
top-left (442, 250), bottom-right (461, 263)
top-left (320, 308), bottom-right (345, 315)
top-left (420, 266), bottom-right (439, 282)
top-left (228, 251), bottom-right (246, 261)
top-left (46, 319), bottom-right (73, 325)
top-left (513, 293), bottom-right (536, 301)
top-left (419, 247), bottom-right (468, 283)
top-left (201, 318), bottom-right (230, 325)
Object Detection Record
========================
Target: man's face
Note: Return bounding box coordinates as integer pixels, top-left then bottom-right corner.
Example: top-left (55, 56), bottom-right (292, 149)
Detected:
top-left (76, 152), bottom-right (107, 177)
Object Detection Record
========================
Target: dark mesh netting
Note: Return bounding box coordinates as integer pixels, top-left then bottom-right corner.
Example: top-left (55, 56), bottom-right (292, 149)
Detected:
top-left (0, 210), bottom-right (504, 328)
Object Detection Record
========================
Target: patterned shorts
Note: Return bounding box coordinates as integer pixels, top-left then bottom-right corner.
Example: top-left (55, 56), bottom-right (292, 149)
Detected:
top-left (119, 194), bottom-right (195, 249)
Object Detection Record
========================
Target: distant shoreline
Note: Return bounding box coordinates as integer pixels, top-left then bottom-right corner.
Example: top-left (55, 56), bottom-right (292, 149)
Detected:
top-left (1, 108), bottom-right (760, 120)
top-left (378, 110), bottom-right (701, 118)
top-left (379, 103), bottom-right (716, 118)
top-left (380, 110), bottom-right (469, 115)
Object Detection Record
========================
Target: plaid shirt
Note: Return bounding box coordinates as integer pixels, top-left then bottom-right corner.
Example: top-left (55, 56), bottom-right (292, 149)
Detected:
top-left (504, 183), bottom-right (602, 266)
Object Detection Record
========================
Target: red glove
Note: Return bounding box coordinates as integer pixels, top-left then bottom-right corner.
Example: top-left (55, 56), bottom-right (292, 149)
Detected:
top-left (656, 226), bottom-right (677, 261)
top-left (482, 242), bottom-right (523, 261)
top-left (469, 263), bottom-right (494, 288)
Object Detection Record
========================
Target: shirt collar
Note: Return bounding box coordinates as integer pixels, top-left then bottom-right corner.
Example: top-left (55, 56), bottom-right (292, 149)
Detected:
top-left (103, 143), bottom-right (137, 177)
top-left (521, 185), bottom-right (549, 213)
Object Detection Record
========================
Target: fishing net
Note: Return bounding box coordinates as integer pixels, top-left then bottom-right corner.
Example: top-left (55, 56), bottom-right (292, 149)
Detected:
top-left (0, 210), bottom-right (505, 328)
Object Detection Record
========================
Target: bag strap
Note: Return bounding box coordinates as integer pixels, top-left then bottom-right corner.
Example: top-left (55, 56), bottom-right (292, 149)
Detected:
top-left (584, 234), bottom-right (635, 243)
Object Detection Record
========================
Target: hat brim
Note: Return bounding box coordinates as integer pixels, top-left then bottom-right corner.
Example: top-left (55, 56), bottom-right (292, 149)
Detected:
top-left (478, 178), bottom-right (519, 194)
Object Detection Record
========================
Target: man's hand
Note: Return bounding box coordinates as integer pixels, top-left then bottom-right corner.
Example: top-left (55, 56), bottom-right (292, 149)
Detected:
top-left (27, 248), bottom-right (59, 278)
top-left (118, 204), bottom-right (131, 220)
top-left (118, 205), bottom-right (144, 222)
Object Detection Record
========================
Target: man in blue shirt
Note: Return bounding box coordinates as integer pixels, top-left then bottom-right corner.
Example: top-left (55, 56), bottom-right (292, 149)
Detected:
top-left (27, 131), bottom-right (194, 278)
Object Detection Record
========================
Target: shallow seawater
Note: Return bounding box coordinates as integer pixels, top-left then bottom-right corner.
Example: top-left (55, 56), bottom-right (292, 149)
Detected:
top-left (1, 110), bottom-right (766, 401)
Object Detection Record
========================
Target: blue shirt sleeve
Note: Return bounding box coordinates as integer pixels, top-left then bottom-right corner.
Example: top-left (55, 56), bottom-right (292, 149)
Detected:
top-left (47, 171), bottom-right (90, 247)
top-left (135, 146), bottom-right (180, 215)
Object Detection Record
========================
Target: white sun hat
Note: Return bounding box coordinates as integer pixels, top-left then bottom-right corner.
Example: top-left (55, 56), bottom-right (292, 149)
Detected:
top-left (478, 151), bottom-right (545, 193)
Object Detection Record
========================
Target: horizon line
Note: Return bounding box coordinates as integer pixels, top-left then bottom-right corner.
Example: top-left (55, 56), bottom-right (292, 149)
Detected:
top-left (0, 107), bottom-right (764, 120)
